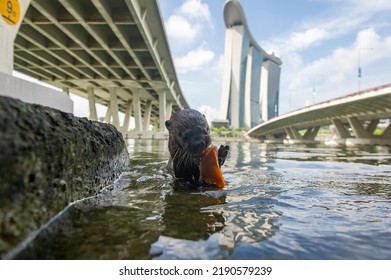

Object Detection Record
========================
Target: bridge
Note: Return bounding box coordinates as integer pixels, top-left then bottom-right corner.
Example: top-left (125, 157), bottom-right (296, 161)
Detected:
top-left (0, 0), bottom-right (189, 138)
top-left (246, 84), bottom-right (391, 146)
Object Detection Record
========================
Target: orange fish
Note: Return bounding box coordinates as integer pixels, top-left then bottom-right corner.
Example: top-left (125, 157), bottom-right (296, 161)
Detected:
top-left (200, 145), bottom-right (225, 188)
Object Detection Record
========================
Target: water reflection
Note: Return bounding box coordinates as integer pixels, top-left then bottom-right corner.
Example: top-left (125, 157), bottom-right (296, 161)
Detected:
top-left (12, 140), bottom-right (391, 259)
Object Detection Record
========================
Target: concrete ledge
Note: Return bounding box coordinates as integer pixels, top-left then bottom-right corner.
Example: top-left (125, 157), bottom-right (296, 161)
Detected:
top-left (0, 72), bottom-right (73, 113)
top-left (0, 96), bottom-right (129, 258)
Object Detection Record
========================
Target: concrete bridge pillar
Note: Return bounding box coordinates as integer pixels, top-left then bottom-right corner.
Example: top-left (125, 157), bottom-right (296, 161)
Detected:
top-left (284, 127), bottom-right (294, 140)
top-left (133, 89), bottom-right (142, 133)
top-left (104, 102), bottom-right (111, 123)
top-left (283, 126), bottom-right (320, 144)
top-left (122, 99), bottom-right (133, 133)
top-left (382, 123), bottom-right (391, 139)
top-left (366, 119), bottom-right (379, 134)
top-left (159, 90), bottom-right (167, 133)
top-left (265, 133), bottom-right (275, 140)
top-left (166, 101), bottom-right (173, 120)
top-left (332, 119), bottom-right (351, 139)
top-left (303, 126), bottom-right (320, 140)
top-left (143, 100), bottom-right (152, 132)
top-left (87, 87), bottom-right (97, 121)
top-left (348, 117), bottom-right (370, 138)
top-left (109, 88), bottom-right (120, 128)
top-left (289, 126), bottom-right (303, 140)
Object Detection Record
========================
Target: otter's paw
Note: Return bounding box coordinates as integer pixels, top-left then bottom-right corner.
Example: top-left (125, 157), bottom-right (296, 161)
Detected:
top-left (218, 145), bottom-right (230, 167)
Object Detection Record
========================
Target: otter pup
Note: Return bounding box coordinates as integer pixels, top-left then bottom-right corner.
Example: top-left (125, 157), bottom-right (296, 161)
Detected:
top-left (165, 109), bottom-right (229, 183)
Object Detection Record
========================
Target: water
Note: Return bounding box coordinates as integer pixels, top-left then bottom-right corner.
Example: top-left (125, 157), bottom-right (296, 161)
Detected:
top-left (16, 140), bottom-right (391, 259)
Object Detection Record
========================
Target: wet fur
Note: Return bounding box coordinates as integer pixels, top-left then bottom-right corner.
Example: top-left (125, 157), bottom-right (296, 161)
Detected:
top-left (165, 109), bottom-right (211, 182)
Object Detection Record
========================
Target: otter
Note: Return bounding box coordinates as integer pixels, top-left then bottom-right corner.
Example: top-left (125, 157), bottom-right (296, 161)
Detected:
top-left (165, 109), bottom-right (229, 183)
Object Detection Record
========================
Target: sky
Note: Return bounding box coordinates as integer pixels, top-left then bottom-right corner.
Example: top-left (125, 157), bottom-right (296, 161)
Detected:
top-left (158, 0), bottom-right (391, 122)
top-left (13, 0), bottom-right (391, 125)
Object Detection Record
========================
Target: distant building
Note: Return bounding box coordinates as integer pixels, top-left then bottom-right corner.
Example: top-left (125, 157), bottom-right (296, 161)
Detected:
top-left (211, 119), bottom-right (230, 128)
top-left (219, 0), bottom-right (282, 129)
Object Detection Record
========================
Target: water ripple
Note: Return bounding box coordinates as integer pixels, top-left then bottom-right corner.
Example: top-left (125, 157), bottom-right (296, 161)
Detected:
top-left (14, 140), bottom-right (391, 259)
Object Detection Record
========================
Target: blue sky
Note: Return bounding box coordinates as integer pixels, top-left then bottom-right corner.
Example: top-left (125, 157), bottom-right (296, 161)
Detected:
top-left (14, 0), bottom-right (391, 125)
top-left (158, 0), bottom-right (391, 121)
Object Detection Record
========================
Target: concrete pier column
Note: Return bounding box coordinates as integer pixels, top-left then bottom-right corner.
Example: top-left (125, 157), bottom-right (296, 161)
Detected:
top-left (265, 133), bottom-right (275, 140)
top-left (122, 99), bottom-right (133, 133)
top-left (104, 102), bottom-right (111, 123)
top-left (109, 88), bottom-right (120, 128)
top-left (166, 101), bottom-right (173, 120)
top-left (332, 119), bottom-right (351, 139)
top-left (304, 126), bottom-right (320, 140)
top-left (159, 90), bottom-right (167, 133)
top-left (366, 119), bottom-right (379, 134)
top-left (133, 89), bottom-right (142, 132)
top-left (348, 117), bottom-right (370, 138)
top-left (284, 127), bottom-right (294, 140)
top-left (382, 123), bottom-right (391, 139)
top-left (143, 100), bottom-right (152, 132)
top-left (289, 126), bottom-right (303, 140)
top-left (152, 118), bottom-right (158, 130)
top-left (87, 87), bottom-right (97, 121)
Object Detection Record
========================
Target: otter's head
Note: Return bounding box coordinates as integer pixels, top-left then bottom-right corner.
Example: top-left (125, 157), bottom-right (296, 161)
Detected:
top-left (165, 109), bottom-right (211, 158)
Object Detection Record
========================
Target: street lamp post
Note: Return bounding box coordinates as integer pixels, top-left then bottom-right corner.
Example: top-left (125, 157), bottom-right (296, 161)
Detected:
top-left (358, 47), bottom-right (374, 93)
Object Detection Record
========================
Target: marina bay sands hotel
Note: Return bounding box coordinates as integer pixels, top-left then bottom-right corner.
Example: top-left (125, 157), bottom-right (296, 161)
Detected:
top-left (218, 0), bottom-right (282, 129)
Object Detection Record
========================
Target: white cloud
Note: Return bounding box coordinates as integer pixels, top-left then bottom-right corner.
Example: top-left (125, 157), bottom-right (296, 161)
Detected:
top-left (175, 43), bottom-right (215, 73)
top-left (258, 0), bottom-right (391, 113)
top-left (288, 28), bottom-right (330, 51)
top-left (280, 27), bottom-right (391, 113)
top-left (165, 15), bottom-right (200, 43)
top-left (210, 54), bottom-right (225, 84)
top-left (213, 54), bottom-right (224, 73)
top-left (178, 0), bottom-right (212, 24)
top-left (164, 0), bottom-right (212, 44)
top-left (261, 0), bottom-right (391, 61)
top-left (198, 105), bottom-right (219, 124)
top-left (290, 28), bottom-right (390, 89)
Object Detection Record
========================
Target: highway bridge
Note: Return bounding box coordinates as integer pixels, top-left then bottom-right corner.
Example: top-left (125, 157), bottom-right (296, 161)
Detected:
top-left (246, 84), bottom-right (391, 146)
top-left (1, 0), bottom-right (189, 138)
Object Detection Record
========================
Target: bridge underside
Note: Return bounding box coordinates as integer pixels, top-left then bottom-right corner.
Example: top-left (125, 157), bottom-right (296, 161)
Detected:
top-left (12, 0), bottom-right (188, 138)
top-left (246, 85), bottom-right (391, 146)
